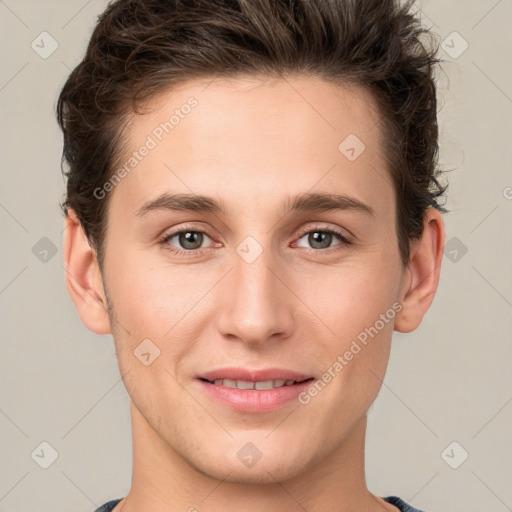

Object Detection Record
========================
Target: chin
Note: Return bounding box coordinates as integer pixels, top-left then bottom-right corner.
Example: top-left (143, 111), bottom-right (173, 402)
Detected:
top-left (193, 455), bottom-right (309, 485)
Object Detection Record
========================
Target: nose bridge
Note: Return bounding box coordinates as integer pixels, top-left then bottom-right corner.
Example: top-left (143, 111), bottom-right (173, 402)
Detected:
top-left (217, 238), bottom-right (292, 343)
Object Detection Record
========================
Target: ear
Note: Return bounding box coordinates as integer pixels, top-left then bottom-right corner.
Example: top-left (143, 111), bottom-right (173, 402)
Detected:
top-left (394, 207), bottom-right (445, 333)
top-left (62, 209), bottom-right (111, 335)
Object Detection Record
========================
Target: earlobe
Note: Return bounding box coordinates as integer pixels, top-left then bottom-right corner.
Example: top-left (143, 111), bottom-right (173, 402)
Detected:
top-left (394, 208), bottom-right (445, 333)
top-left (62, 209), bottom-right (112, 335)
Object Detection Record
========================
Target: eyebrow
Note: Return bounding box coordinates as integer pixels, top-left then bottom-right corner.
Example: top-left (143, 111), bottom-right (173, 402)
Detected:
top-left (135, 192), bottom-right (375, 218)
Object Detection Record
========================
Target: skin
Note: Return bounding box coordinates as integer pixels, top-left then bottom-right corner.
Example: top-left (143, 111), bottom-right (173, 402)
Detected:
top-left (63, 75), bottom-right (445, 512)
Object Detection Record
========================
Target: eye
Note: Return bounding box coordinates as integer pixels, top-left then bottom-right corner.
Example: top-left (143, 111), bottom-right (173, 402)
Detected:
top-left (158, 227), bottom-right (215, 256)
top-left (158, 223), bottom-right (353, 258)
top-left (294, 225), bottom-right (352, 251)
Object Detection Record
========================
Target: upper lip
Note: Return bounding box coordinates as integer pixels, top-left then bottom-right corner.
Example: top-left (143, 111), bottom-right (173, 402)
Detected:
top-left (198, 367), bottom-right (313, 383)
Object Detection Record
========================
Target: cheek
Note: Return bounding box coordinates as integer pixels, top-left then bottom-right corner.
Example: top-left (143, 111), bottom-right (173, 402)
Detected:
top-left (293, 260), bottom-right (400, 402)
top-left (106, 251), bottom-right (213, 340)
top-left (296, 260), bottom-right (400, 342)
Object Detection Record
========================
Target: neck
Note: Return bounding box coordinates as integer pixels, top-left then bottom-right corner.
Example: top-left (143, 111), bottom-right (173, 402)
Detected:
top-left (115, 402), bottom-right (393, 512)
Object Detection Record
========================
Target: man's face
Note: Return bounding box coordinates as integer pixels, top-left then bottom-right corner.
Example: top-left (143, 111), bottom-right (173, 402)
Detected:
top-left (101, 76), bottom-right (408, 483)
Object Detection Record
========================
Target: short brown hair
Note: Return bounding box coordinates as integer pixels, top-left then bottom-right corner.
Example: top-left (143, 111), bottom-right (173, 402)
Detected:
top-left (57, 0), bottom-right (447, 268)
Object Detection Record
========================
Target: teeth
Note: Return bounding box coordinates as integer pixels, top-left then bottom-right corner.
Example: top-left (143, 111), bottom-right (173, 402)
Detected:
top-left (211, 379), bottom-right (299, 389)
top-left (237, 380), bottom-right (255, 390)
top-left (255, 380), bottom-right (273, 390)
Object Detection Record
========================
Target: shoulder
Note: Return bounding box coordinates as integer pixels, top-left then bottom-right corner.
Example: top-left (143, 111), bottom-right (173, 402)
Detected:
top-left (93, 496), bottom-right (426, 512)
top-left (92, 498), bottom-right (123, 512)
top-left (383, 496), bottom-right (429, 512)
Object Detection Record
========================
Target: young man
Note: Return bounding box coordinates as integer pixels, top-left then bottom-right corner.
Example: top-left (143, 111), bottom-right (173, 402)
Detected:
top-left (58, 0), bottom-right (447, 510)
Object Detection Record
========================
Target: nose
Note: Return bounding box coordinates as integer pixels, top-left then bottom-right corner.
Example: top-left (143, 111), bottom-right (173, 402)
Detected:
top-left (216, 242), bottom-right (295, 347)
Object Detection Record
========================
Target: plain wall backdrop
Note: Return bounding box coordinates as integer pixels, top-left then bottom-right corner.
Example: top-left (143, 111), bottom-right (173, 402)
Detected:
top-left (1, 1), bottom-right (511, 511)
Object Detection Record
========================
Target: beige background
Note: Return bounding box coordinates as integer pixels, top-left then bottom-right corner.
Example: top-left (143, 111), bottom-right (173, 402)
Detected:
top-left (1, 1), bottom-right (511, 511)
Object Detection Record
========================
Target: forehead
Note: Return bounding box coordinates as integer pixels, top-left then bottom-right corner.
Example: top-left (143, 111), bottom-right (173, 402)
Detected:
top-left (109, 75), bottom-right (393, 219)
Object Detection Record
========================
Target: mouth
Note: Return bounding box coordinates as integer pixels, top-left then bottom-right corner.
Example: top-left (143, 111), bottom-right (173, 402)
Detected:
top-left (198, 377), bottom-right (313, 390)
top-left (195, 368), bottom-right (315, 413)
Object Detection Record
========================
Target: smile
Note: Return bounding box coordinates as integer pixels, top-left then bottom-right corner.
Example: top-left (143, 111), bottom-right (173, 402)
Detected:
top-left (201, 378), bottom-right (312, 390)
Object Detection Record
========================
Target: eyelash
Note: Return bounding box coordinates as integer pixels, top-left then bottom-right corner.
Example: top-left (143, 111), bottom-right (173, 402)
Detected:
top-left (157, 223), bottom-right (353, 257)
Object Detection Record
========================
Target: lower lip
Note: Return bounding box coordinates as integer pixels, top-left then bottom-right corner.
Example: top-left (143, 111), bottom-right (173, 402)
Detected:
top-left (196, 379), bottom-right (314, 413)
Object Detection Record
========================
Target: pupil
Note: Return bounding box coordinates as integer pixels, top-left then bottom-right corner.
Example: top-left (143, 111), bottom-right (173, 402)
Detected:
top-left (310, 231), bottom-right (331, 249)
top-left (180, 231), bottom-right (202, 249)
